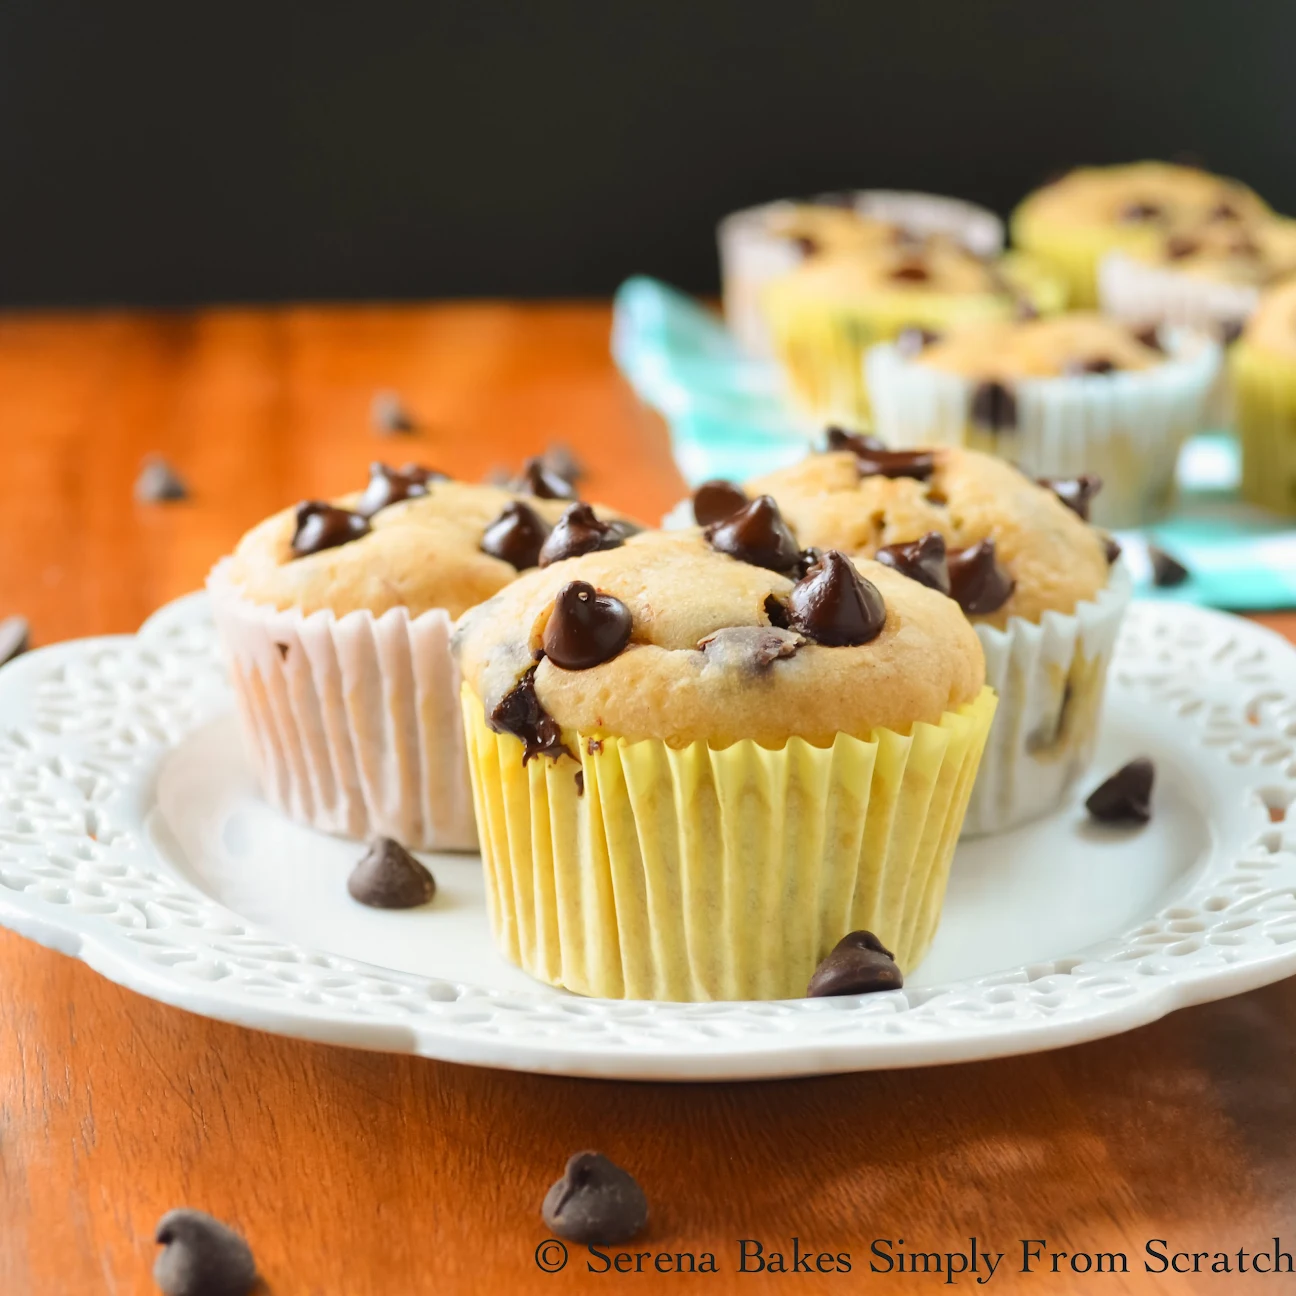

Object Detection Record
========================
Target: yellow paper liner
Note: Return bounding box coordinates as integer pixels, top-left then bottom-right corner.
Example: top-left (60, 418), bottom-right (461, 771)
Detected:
top-left (1231, 342), bottom-right (1296, 516)
top-left (461, 685), bottom-right (997, 1002)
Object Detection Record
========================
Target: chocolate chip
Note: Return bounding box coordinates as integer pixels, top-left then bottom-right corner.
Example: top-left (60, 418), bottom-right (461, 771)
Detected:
top-left (481, 501), bottom-right (550, 570)
top-left (355, 461), bottom-right (446, 517)
top-left (274, 641), bottom-right (289, 661)
top-left (0, 617), bottom-right (29, 667)
top-left (1119, 200), bottom-right (1163, 222)
top-left (1085, 757), bottom-right (1154, 825)
top-left (538, 503), bottom-right (625, 567)
top-left (1166, 234), bottom-right (1199, 260)
top-left (969, 381), bottom-right (1018, 433)
top-left (1063, 356), bottom-right (1117, 376)
top-left (1133, 324), bottom-right (1164, 353)
top-left (889, 259), bottom-right (930, 283)
top-left (542, 443), bottom-right (585, 485)
top-left (512, 456), bottom-right (578, 501)
top-left (788, 550), bottom-right (886, 646)
top-left (574, 769), bottom-right (585, 796)
top-left (853, 447), bottom-right (936, 481)
top-left (825, 427), bottom-right (888, 455)
top-left (763, 593), bottom-right (791, 629)
top-left (1219, 319), bottom-right (1246, 345)
top-left (489, 664), bottom-right (572, 763)
top-left (154, 1209), bottom-right (257, 1296)
top-left (134, 454), bottom-right (189, 503)
top-left (543, 581), bottom-right (633, 670)
top-left (947, 538), bottom-right (1015, 615)
top-left (542, 1152), bottom-right (648, 1247)
top-left (806, 930), bottom-right (903, 997)
top-left (587, 738), bottom-right (603, 755)
top-left (794, 235), bottom-right (819, 257)
top-left (706, 495), bottom-right (803, 575)
top-left (875, 531), bottom-right (951, 595)
top-left (347, 837), bottom-right (436, 909)
top-left (1209, 200), bottom-right (1241, 221)
top-left (1038, 474), bottom-right (1104, 521)
top-left (1148, 544), bottom-right (1190, 587)
top-left (691, 479), bottom-right (749, 527)
top-left (697, 625), bottom-right (802, 670)
top-left (895, 326), bottom-right (941, 359)
top-left (290, 501), bottom-right (370, 558)
top-left (370, 389), bottom-right (418, 434)
top-left (1103, 534), bottom-right (1123, 564)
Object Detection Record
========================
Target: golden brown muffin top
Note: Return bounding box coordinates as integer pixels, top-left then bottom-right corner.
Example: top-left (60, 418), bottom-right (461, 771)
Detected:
top-left (1125, 218), bottom-right (1296, 287)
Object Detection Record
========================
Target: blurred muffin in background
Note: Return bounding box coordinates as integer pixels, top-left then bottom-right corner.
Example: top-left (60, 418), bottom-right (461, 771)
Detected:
top-left (1012, 162), bottom-right (1271, 307)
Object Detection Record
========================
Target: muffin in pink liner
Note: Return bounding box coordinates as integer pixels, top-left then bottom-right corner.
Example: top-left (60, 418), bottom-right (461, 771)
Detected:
top-left (208, 461), bottom-right (642, 850)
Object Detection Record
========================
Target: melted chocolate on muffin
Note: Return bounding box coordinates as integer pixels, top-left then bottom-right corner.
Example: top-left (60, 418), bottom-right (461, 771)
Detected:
top-left (875, 531), bottom-right (951, 595)
top-left (489, 665), bottom-right (572, 762)
top-left (542, 581), bottom-right (633, 670)
top-left (481, 501), bottom-right (550, 570)
top-left (947, 538), bottom-right (1015, 615)
top-left (788, 550), bottom-right (886, 646)
top-left (705, 496), bottom-right (804, 575)
top-left (538, 504), bottom-right (625, 567)
top-left (691, 479), bottom-right (749, 527)
top-left (354, 462), bottom-right (447, 518)
top-left (290, 502), bottom-right (370, 558)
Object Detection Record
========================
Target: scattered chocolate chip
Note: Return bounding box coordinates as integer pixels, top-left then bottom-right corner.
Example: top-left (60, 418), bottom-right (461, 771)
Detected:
top-left (0, 617), bottom-right (30, 667)
top-left (290, 501), bottom-right (370, 558)
top-left (875, 531), bottom-right (951, 595)
top-left (1085, 757), bottom-right (1154, 825)
top-left (794, 235), bottom-right (819, 257)
top-left (1209, 200), bottom-right (1241, 222)
top-left (806, 930), bottom-right (904, 997)
top-left (543, 581), bottom-right (633, 670)
top-left (481, 501), bottom-right (550, 570)
top-left (512, 456), bottom-right (578, 501)
top-left (1038, 474), bottom-right (1104, 522)
top-left (1133, 324), bottom-right (1164, 353)
top-left (1119, 200), bottom-right (1163, 222)
top-left (763, 593), bottom-right (791, 629)
top-left (154, 1208), bottom-right (257, 1296)
top-left (1103, 534), bottom-right (1123, 564)
top-left (969, 381), bottom-right (1018, 433)
top-left (788, 550), bottom-right (886, 647)
top-left (853, 447), bottom-right (936, 481)
top-left (889, 259), bottom-right (930, 283)
top-left (1063, 356), bottom-right (1117, 376)
top-left (542, 1152), bottom-right (648, 1247)
top-left (134, 455), bottom-right (189, 504)
top-left (1165, 234), bottom-right (1199, 260)
top-left (587, 738), bottom-right (603, 755)
top-left (574, 769), bottom-right (585, 796)
top-left (706, 496), bottom-right (803, 575)
top-left (274, 641), bottom-right (289, 661)
top-left (1148, 544), bottom-right (1190, 587)
top-left (542, 443), bottom-right (585, 485)
top-left (355, 462), bottom-right (446, 517)
top-left (370, 389), bottom-right (418, 435)
top-left (825, 427), bottom-right (888, 455)
top-left (1219, 319), bottom-right (1246, 346)
top-left (947, 538), bottom-right (1015, 615)
top-left (895, 326), bottom-right (941, 359)
top-left (489, 664), bottom-right (572, 763)
top-left (697, 625), bottom-right (802, 670)
top-left (691, 479), bottom-right (749, 527)
top-left (347, 837), bottom-right (436, 909)
top-left (538, 503), bottom-right (624, 567)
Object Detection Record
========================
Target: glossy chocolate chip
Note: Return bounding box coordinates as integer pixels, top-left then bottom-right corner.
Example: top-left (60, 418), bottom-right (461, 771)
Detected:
top-left (290, 501), bottom-right (370, 558)
top-left (1133, 324), bottom-right (1164, 353)
top-left (539, 503), bottom-right (624, 567)
top-left (488, 665), bottom-right (572, 763)
top-left (481, 501), bottom-right (550, 570)
top-left (355, 461), bottom-right (446, 517)
top-left (889, 259), bottom-right (930, 283)
top-left (691, 479), bottom-right (749, 527)
top-left (154, 1209), bottom-right (257, 1296)
top-left (853, 447), bottom-right (936, 481)
top-left (763, 593), bottom-right (791, 629)
top-left (134, 454), bottom-right (189, 503)
top-left (1119, 200), bottom-right (1163, 222)
top-left (1037, 474), bottom-right (1104, 522)
top-left (347, 837), bottom-right (436, 909)
top-left (1063, 356), bottom-right (1117, 376)
top-left (542, 1152), bottom-right (648, 1246)
top-left (969, 381), bottom-right (1018, 433)
top-left (947, 538), bottom-right (1015, 615)
top-left (825, 426), bottom-right (888, 455)
top-left (1103, 534), bottom-right (1123, 565)
top-left (697, 625), bottom-right (802, 670)
top-left (788, 550), bottom-right (886, 647)
top-left (706, 495), bottom-right (803, 574)
top-left (1148, 544), bottom-right (1190, 587)
top-left (543, 581), bottom-right (633, 670)
top-left (1085, 757), bottom-right (1154, 825)
top-left (895, 326), bottom-right (941, 359)
top-left (512, 456), bottom-right (578, 501)
top-left (875, 531), bottom-right (951, 595)
top-left (1165, 234), bottom-right (1199, 260)
top-left (806, 930), bottom-right (904, 997)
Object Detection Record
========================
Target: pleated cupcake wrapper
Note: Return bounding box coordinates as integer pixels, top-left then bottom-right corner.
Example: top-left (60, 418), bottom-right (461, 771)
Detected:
top-left (865, 333), bottom-right (1221, 528)
top-left (719, 192), bottom-right (1004, 359)
top-left (207, 560), bottom-right (476, 852)
top-left (1230, 342), bottom-right (1296, 516)
top-left (963, 565), bottom-right (1131, 838)
top-left (461, 684), bottom-right (997, 1002)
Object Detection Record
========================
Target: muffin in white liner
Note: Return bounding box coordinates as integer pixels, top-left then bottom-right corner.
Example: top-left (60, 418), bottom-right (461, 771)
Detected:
top-left (719, 191), bottom-right (1004, 357)
top-left (865, 315), bottom-right (1222, 528)
top-left (208, 465), bottom-right (643, 851)
top-left (1098, 251), bottom-right (1262, 334)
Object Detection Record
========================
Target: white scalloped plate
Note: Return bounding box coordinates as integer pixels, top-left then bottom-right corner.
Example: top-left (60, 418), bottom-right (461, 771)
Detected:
top-left (1, 594), bottom-right (1295, 1081)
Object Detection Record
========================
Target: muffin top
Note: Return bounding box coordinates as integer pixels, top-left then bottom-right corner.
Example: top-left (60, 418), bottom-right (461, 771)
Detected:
top-left (764, 204), bottom-right (897, 257)
top-left (743, 442), bottom-right (1113, 629)
top-left (1241, 277), bottom-right (1296, 360)
top-left (222, 461), bottom-right (641, 620)
top-left (765, 241), bottom-right (1005, 304)
top-left (1016, 162), bottom-right (1269, 236)
top-left (1124, 218), bottom-right (1296, 287)
top-left (453, 527), bottom-right (985, 751)
top-left (912, 313), bottom-right (1164, 380)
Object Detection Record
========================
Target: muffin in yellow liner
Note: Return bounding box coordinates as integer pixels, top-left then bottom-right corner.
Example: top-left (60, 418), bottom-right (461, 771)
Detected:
top-left (761, 242), bottom-right (1065, 429)
top-left (1231, 277), bottom-right (1296, 514)
top-left (1012, 161), bottom-right (1271, 308)
top-left (454, 524), bottom-right (995, 1001)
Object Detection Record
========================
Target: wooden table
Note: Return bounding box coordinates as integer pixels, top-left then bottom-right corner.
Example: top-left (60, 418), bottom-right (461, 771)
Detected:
top-left (1, 303), bottom-right (1294, 1295)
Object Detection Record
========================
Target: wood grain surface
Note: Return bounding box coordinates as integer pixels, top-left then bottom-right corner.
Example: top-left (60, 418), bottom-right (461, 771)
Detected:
top-left (0, 303), bottom-right (1294, 1296)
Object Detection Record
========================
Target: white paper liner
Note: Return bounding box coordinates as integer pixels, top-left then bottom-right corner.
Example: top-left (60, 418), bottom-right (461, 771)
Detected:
top-left (1097, 251), bottom-right (1261, 331)
top-left (865, 330), bottom-right (1222, 528)
top-left (207, 560), bottom-right (476, 851)
top-left (719, 192), bottom-right (1005, 358)
top-left (964, 564), bottom-right (1131, 837)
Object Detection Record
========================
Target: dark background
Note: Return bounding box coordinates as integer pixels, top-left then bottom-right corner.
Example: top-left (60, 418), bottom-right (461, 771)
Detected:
top-left (2, 0), bottom-right (1293, 308)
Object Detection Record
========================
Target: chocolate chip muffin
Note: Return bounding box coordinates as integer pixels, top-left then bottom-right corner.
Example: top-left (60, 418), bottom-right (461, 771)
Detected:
top-left (208, 461), bottom-right (640, 851)
top-left (865, 312), bottom-right (1221, 527)
top-left (735, 439), bottom-right (1131, 835)
top-left (1231, 276), bottom-right (1296, 514)
top-left (454, 522), bottom-right (996, 1000)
